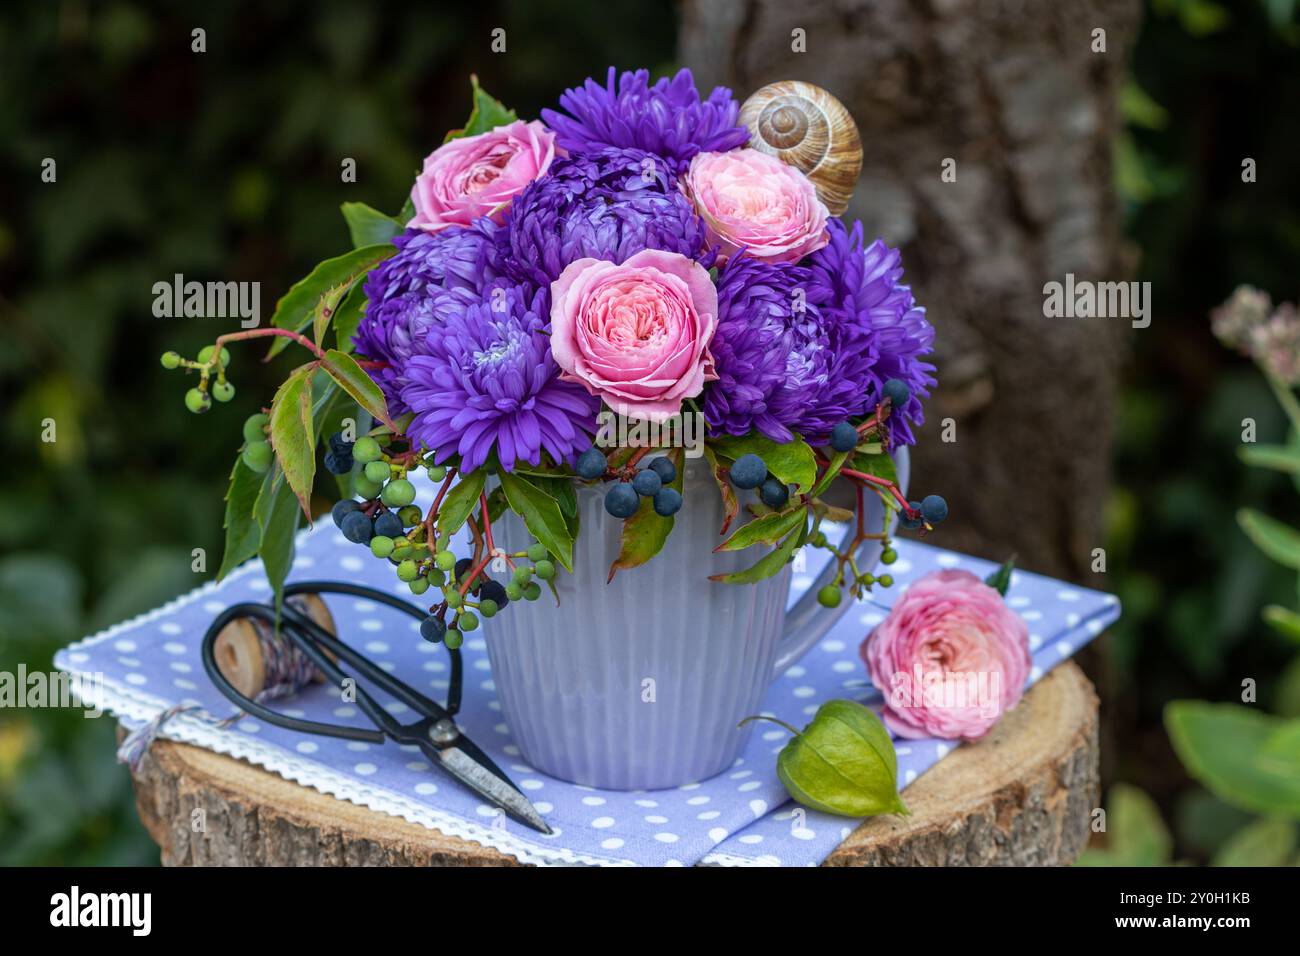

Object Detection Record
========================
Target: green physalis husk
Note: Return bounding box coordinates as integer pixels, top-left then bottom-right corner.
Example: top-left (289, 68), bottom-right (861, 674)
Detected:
top-left (744, 700), bottom-right (909, 818)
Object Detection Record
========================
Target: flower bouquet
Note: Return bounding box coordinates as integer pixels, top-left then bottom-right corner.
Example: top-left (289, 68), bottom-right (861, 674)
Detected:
top-left (162, 68), bottom-right (945, 790)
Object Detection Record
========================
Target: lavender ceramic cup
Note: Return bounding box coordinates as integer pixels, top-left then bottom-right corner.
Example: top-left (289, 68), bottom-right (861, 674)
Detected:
top-left (486, 448), bottom-right (909, 790)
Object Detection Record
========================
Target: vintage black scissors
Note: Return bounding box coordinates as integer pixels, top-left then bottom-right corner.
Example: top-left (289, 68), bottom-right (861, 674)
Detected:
top-left (200, 580), bottom-right (551, 834)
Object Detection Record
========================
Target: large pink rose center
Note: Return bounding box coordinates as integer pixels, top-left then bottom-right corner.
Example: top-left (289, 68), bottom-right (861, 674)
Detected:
top-left (548, 250), bottom-right (718, 422)
top-left (588, 278), bottom-right (678, 349)
top-left (710, 169), bottom-right (799, 225)
top-left (918, 617), bottom-right (999, 675)
top-left (454, 144), bottom-right (514, 195)
top-left (576, 272), bottom-right (697, 387)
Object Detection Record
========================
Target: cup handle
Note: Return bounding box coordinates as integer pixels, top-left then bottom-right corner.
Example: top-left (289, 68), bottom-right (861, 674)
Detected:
top-left (770, 446), bottom-right (911, 679)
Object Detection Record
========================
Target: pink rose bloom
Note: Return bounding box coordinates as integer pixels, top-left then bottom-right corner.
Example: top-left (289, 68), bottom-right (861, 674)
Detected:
top-left (861, 570), bottom-right (1031, 742)
top-left (685, 148), bottom-right (829, 263)
top-left (550, 250), bottom-right (718, 422)
top-left (407, 120), bottom-right (556, 232)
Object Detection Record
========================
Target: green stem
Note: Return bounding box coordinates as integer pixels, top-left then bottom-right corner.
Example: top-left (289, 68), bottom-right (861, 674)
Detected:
top-left (738, 714), bottom-right (801, 737)
top-left (1264, 370), bottom-right (1300, 438)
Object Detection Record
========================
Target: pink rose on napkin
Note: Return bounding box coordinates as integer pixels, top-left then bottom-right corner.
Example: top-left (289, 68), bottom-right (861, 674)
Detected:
top-left (408, 120), bottom-right (556, 232)
top-left (861, 570), bottom-right (1031, 742)
top-left (684, 148), bottom-right (829, 264)
top-left (549, 249), bottom-right (718, 422)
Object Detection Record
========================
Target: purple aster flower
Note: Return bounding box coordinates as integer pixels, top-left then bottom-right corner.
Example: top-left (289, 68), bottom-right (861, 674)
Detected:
top-left (399, 284), bottom-right (599, 473)
top-left (352, 221), bottom-right (508, 413)
top-left (504, 146), bottom-right (711, 288)
top-left (704, 256), bottom-right (880, 444)
top-left (804, 220), bottom-right (936, 445)
top-left (541, 67), bottom-right (750, 173)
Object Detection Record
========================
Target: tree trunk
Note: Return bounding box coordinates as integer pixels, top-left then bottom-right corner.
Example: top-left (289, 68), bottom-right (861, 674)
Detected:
top-left (125, 662), bottom-right (1097, 866)
top-left (680, 0), bottom-right (1140, 581)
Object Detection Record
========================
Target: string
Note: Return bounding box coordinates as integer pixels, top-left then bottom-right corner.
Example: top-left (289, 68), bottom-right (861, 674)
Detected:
top-left (116, 599), bottom-right (323, 771)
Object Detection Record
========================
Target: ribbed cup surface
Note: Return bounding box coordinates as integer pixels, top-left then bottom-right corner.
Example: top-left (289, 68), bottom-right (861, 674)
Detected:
top-left (485, 453), bottom-right (899, 790)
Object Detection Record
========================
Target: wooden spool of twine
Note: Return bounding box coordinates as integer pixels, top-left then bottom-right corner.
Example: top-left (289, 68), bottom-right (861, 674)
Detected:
top-left (211, 593), bottom-right (337, 697)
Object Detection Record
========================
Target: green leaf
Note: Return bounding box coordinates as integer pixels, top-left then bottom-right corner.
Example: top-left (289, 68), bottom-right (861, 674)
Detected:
top-left (485, 486), bottom-right (508, 524)
top-left (1212, 818), bottom-right (1296, 867)
top-left (1277, 655), bottom-right (1300, 719)
top-left (716, 506), bottom-right (805, 553)
top-left (340, 201), bottom-right (402, 249)
top-left (608, 449), bottom-right (684, 581)
top-left (751, 700), bottom-right (907, 818)
top-left (849, 448), bottom-right (899, 486)
top-left (1239, 443), bottom-right (1300, 475)
top-left (253, 466), bottom-right (303, 614)
top-left (217, 456), bottom-right (264, 579)
top-left (319, 348), bottom-right (394, 431)
top-left (701, 444), bottom-right (739, 535)
top-left (268, 365), bottom-right (317, 519)
top-left (709, 518), bottom-right (805, 584)
top-left (310, 378), bottom-right (355, 498)
top-left (709, 434), bottom-right (817, 493)
top-left (510, 460), bottom-right (571, 479)
top-left (1263, 604), bottom-right (1300, 644)
top-left (498, 471), bottom-right (575, 573)
top-left (266, 244), bottom-right (394, 357)
top-left (1165, 701), bottom-right (1300, 817)
top-left (444, 75), bottom-right (517, 142)
top-left (311, 281), bottom-right (351, 349)
top-left (522, 473), bottom-right (577, 521)
top-left (436, 470), bottom-right (486, 540)
top-left (810, 450), bottom-right (848, 498)
top-left (984, 556), bottom-right (1017, 597)
top-left (333, 287), bottom-right (367, 354)
top-left (1076, 783), bottom-right (1172, 866)
top-left (0, 554), bottom-right (83, 643)
top-left (1238, 508), bottom-right (1300, 570)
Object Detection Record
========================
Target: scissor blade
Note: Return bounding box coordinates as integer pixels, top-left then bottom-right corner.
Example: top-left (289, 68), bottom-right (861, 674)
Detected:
top-left (436, 745), bottom-right (553, 835)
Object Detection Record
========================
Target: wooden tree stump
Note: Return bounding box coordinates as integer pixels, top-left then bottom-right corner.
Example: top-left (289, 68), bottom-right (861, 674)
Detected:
top-left (125, 662), bottom-right (1097, 866)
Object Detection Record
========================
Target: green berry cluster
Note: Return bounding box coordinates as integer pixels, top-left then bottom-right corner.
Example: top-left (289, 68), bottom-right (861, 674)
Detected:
top-left (812, 533), bottom-right (902, 609)
top-left (161, 344), bottom-right (235, 415)
top-left (328, 440), bottom-right (555, 648)
top-left (241, 412), bottom-right (272, 474)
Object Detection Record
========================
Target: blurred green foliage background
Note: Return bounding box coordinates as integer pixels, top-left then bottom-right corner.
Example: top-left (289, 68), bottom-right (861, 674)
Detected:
top-left (0, 0), bottom-right (1297, 865)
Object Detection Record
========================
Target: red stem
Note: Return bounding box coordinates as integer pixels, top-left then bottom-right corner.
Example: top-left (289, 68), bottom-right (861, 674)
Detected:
top-left (212, 327), bottom-right (326, 361)
top-left (423, 470), bottom-right (457, 551)
top-left (842, 468), bottom-right (914, 514)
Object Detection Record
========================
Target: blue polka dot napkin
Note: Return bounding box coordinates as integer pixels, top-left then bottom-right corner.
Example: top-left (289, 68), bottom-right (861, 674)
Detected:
top-left (56, 502), bottom-right (1118, 867)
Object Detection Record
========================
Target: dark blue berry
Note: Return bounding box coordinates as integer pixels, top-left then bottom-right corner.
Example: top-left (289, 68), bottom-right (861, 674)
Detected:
top-left (882, 378), bottom-right (910, 409)
top-left (323, 450), bottom-right (353, 475)
top-left (373, 512), bottom-right (404, 538)
top-left (920, 494), bottom-right (949, 525)
top-left (331, 499), bottom-right (361, 529)
top-left (479, 579), bottom-right (509, 608)
top-left (455, 557), bottom-right (477, 586)
top-left (328, 431), bottom-right (353, 456)
top-left (605, 482), bottom-right (640, 518)
top-left (648, 456), bottom-right (677, 485)
top-left (830, 421), bottom-right (859, 453)
top-left (340, 510), bottom-right (373, 544)
top-left (652, 487), bottom-right (682, 517)
top-left (760, 477), bottom-right (790, 508)
top-left (419, 615), bottom-right (447, 644)
top-left (900, 501), bottom-right (924, 531)
top-left (632, 469), bottom-right (662, 497)
top-left (575, 447), bottom-right (607, 480)
top-left (729, 453), bottom-right (767, 490)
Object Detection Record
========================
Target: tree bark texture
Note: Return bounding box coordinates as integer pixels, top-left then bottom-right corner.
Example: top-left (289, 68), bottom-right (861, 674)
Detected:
top-left (680, 0), bottom-right (1141, 580)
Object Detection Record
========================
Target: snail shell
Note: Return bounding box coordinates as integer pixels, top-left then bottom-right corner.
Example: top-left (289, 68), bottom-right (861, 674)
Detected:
top-left (739, 81), bottom-right (863, 217)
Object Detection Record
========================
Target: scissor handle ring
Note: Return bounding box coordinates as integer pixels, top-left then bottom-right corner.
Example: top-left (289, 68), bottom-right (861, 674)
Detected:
top-left (200, 581), bottom-right (463, 737)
